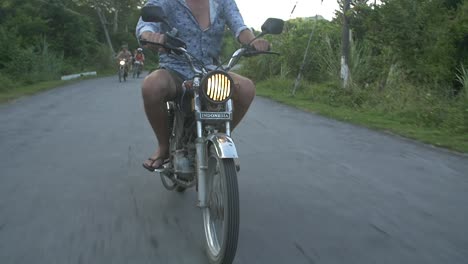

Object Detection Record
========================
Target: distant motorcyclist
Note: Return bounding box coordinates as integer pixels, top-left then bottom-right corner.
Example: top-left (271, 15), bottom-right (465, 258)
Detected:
top-left (117, 44), bottom-right (132, 61)
top-left (135, 48), bottom-right (145, 63)
top-left (134, 48), bottom-right (145, 67)
top-left (116, 44), bottom-right (132, 76)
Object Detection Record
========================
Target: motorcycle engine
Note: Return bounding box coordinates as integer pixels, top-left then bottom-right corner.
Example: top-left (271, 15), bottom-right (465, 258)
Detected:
top-left (173, 149), bottom-right (194, 179)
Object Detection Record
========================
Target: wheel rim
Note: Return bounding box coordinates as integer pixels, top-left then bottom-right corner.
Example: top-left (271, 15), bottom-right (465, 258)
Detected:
top-left (203, 155), bottom-right (225, 257)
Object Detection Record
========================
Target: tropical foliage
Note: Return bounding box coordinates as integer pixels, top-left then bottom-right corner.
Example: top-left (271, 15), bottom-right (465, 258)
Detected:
top-left (0, 0), bottom-right (145, 89)
top-left (240, 0), bottom-right (468, 135)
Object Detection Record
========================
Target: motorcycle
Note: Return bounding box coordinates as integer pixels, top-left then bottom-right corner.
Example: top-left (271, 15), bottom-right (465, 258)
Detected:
top-left (133, 60), bottom-right (143, 78)
top-left (140, 5), bottom-right (283, 264)
top-left (118, 59), bottom-right (128, 82)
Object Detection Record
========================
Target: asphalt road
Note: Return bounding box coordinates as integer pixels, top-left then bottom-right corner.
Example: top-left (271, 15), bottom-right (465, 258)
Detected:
top-left (1, 75), bottom-right (467, 264)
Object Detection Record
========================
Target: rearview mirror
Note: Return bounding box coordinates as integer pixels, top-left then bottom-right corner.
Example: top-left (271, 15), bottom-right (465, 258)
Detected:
top-left (261, 18), bottom-right (284, 35)
top-left (141, 5), bottom-right (167, 23)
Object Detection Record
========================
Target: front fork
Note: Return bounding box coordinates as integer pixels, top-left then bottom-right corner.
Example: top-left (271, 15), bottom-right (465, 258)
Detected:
top-left (194, 86), bottom-right (208, 207)
top-left (195, 92), bottom-right (237, 207)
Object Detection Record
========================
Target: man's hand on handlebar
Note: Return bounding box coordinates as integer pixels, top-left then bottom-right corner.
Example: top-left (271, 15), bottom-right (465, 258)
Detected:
top-left (250, 38), bottom-right (270, 52)
top-left (140, 32), bottom-right (167, 52)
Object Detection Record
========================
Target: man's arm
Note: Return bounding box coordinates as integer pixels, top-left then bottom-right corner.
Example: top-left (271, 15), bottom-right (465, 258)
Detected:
top-left (135, 0), bottom-right (169, 51)
top-left (136, 0), bottom-right (169, 39)
top-left (238, 29), bottom-right (256, 46)
top-left (224, 0), bottom-right (270, 51)
top-left (223, 0), bottom-right (249, 42)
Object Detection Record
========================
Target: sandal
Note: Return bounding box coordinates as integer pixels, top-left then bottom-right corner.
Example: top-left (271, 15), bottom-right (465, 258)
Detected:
top-left (142, 157), bottom-right (168, 172)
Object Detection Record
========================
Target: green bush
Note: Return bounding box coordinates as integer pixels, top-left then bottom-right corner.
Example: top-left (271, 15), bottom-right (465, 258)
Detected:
top-left (441, 98), bottom-right (468, 133)
top-left (5, 38), bottom-right (63, 83)
top-left (91, 44), bottom-right (114, 73)
top-left (0, 72), bottom-right (16, 92)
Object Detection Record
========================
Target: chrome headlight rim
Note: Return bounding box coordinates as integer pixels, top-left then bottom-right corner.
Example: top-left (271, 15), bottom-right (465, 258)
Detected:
top-left (119, 60), bottom-right (126, 66)
top-left (201, 70), bottom-right (234, 104)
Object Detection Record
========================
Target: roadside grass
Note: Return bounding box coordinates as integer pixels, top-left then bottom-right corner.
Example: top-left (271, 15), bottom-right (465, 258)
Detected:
top-left (0, 71), bottom-right (114, 104)
top-left (256, 78), bottom-right (468, 153)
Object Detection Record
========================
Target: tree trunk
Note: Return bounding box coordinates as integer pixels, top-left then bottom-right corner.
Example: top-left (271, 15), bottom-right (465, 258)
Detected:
top-left (341, 0), bottom-right (351, 89)
top-left (113, 10), bottom-right (119, 34)
top-left (96, 6), bottom-right (115, 56)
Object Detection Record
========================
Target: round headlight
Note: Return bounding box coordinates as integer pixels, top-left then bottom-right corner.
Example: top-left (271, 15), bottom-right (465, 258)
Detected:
top-left (201, 71), bottom-right (234, 104)
top-left (119, 60), bottom-right (125, 66)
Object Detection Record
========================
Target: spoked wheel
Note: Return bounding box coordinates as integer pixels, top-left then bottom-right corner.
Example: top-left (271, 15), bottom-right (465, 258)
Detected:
top-left (133, 65), bottom-right (137, 78)
top-left (203, 146), bottom-right (239, 264)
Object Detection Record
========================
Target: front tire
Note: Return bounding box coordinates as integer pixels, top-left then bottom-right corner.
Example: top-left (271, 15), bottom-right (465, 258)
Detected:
top-left (203, 146), bottom-right (239, 264)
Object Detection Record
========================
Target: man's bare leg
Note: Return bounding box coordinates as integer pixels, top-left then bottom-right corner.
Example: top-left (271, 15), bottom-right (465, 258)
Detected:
top-left (141, 69), bottom-right (178, 169)
top-left (141, 71), bottom-right (254, 169)
top-left (229, 72), bottom-right (256, 130)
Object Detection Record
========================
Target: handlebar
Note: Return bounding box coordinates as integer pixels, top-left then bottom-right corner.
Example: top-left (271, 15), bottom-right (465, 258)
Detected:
top-left (139, 39), bottom-right (184, 54)
top-left (139, 37), bottom-right (280, 73)
top-left (243, 50), bottom-right (280, 57)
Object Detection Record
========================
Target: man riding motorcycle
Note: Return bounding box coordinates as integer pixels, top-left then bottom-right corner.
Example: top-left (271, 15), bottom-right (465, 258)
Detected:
top-left (116, 44), bottom-right (132, 77)
top-left (137, 0), bottom-right (270, 171)
top-left (134, 48), bottom-right (145, 72)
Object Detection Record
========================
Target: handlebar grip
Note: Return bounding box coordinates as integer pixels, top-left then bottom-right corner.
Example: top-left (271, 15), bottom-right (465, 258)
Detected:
top-left (139, 39), bottom-right (164, 47)
top-left (165, 34), bottom-right (187, 49)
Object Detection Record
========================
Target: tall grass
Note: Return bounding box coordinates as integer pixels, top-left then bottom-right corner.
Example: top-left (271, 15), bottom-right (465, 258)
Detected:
top-left (456, 64), bottom-right (468, 99)
top-left (315, 35), bottom-right (340, 82)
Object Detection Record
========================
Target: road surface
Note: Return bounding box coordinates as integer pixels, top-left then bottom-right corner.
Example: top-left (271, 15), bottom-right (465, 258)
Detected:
top-left (1, 75), bottom-right (467, 264)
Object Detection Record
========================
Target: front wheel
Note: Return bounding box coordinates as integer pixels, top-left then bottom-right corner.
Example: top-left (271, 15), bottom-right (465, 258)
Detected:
top-left (203, 146), bottom-right (239, 264)
top-left (132, 64), bottom-right (138, 78)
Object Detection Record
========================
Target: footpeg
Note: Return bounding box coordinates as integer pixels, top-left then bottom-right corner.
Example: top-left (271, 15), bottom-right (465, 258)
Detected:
top-left (154, 163), bottom-right (171, 174)
top-left (154, 168), bottom-right (167, 173)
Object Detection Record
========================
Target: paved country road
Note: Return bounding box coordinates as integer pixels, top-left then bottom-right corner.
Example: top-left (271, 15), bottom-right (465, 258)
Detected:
top-left (1, 75), bottom-right (467, 264)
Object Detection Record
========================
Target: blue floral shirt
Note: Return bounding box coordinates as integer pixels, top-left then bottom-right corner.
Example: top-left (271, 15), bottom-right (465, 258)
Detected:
top-left (136, 0), bottom-right (249, 78)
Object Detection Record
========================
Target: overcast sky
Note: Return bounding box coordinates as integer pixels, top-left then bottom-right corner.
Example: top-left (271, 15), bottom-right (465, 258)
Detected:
top-left (235, 0), bottom-right (340, 29)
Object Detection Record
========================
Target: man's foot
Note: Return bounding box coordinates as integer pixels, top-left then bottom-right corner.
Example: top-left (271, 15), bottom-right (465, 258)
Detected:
top-left (142, 157), bottom-right (168, 172)
top-left (142, 149), bottom-right (169, 172)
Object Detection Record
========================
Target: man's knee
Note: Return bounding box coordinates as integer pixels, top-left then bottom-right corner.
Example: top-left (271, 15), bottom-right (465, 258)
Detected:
top-left (238, 77), bottom-right (256, 101)
top-left (141, 70), bottom-right (174, 100)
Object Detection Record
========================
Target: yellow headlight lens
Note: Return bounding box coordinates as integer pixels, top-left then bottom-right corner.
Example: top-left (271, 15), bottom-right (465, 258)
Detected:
top-left (203, 71), bottom-right (233, 103)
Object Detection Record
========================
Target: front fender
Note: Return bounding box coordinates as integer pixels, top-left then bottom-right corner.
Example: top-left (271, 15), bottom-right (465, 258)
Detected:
top-left (206, 133), bottom-right (238, 158)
